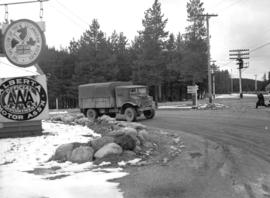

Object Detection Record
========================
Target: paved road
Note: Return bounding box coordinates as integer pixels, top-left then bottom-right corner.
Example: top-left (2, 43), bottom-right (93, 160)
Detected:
top-left (140, 99), bottom-right (270, 163)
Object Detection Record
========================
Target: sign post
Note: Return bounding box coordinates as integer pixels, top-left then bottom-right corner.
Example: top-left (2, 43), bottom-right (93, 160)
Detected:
top-left (187, 85), bottom-right (199, 107)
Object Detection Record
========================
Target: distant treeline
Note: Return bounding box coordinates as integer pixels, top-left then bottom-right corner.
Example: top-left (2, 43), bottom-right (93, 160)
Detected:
top-left (37, 0), bottom-right (269, 109)
top-left (231, 78), bottom-right (266, 93)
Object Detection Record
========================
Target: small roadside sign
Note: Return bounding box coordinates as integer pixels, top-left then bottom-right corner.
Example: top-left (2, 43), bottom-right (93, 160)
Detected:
top-left (187, 85), bottom-right (198, 94)
top-left (187, 85), bottom-right (199, 107)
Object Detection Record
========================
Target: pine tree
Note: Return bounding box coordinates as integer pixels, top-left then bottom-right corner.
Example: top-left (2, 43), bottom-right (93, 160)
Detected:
top-left (133, 0), bottom-right (168, 101)
top-left (185, 0), bottom-right (206, 42)
top-left (108, 31), bottom-right (131, 81)
top-left (72, 19), bottom-right (118, 84)
top-left (183, 0), bottom-right (208, 86)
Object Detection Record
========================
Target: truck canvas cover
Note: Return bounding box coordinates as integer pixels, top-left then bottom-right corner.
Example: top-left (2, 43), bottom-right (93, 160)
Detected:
top-left (78, 81), bottom-right (132, 108)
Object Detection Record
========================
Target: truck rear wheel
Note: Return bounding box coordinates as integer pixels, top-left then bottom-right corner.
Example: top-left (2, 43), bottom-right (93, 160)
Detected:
top-left (124, 107), bottom-right (137, 122)
top-left (86, 109), bottom-right (98, 121)
top-left (143, 109), bottom-right (155, 119)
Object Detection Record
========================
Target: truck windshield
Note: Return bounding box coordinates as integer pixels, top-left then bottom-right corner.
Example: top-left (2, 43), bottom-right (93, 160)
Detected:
top-left (130, 87), bottom-right (147, 96)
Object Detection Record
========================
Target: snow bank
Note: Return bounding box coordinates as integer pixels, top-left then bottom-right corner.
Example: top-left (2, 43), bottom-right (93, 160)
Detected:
top-left (0, 166), bottom-right (127, 198)
top-left (49, 111), bottom-right (68, 115)
top-left (0, 121), bottom-right (128, 198)
top-left (0, 122), bottom-right (99, 168)
top-left (158, 105), bottom-right (192, 110)
top-left (215, 93), bottom-right (258, 99)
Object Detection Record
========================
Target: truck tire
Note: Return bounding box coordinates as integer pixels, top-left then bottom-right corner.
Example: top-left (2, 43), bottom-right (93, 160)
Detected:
top-left (143, 109), bottom-right (155, 119)
top-left (124, 107), bottom-right (137, 122)
top-left (86, 109), bottom-right (98, 121)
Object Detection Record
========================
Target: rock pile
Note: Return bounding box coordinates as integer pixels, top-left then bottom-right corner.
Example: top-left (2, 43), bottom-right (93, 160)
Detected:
top-left (49, 124), bottom-right (152, 164)
top-left (197, 103), bottom-right (228, 110)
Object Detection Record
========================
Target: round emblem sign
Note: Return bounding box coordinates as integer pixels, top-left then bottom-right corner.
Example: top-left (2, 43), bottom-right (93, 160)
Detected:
top-left (3, 19), bottom-right (45, 67)
top-left (0, 77), bottom-right (47, 121)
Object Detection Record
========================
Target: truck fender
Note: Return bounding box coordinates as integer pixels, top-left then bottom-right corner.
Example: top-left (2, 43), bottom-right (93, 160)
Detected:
top-left (121, 102), bottom-right (138, 114)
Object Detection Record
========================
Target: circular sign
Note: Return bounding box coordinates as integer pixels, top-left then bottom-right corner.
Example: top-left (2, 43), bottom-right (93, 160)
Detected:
top-left (3, 19), bottom-right (46, 67)
top-left (0, 77), bottom-right (47, 121)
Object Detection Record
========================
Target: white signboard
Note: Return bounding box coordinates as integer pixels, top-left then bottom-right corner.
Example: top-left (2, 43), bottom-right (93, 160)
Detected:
top-left (0, 75), bottom-right (48, 122)
top-left (3, 19), bottom-right (46, 67)
top-left (187, 85), bottom-right (198, 94)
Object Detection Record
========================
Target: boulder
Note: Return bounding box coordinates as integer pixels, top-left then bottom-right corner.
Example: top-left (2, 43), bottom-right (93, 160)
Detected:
top-left (90, 136), bottom-right (115, 151)
top-left (114, 134), bottom-right (136, 151)
top-left (134, 146), bottom-right (142, 154)
top-left (99, 115), bottom-right (116, 122)
top-left (122, 150), bottom-right (137, 158)
top-left (74, 113), bottom-right (85, 119)
top-left (106, 130), bottom-right (125, 137)
top-left (143, 141), bottom-right (153, 148)
top-left (94, 154), bottom-right (121, 166)
top-left (51, 143), bottom-right (74, 162)
top-left (137, 132), bottom-right (145, 145)
top-left (123, 127), bottom-right (140, 145)
top-left (123, 127), bottom-right (138, 137)
top-left (94, 143), bottom-right (123, 159)
top-left (69, 146), bottom-right (94, 163)
top-left (74, 117), bottom-right (90, 126)
top-left (62, 115), bottom-right (75, 123)
top-left (138, 130), bottom-right (149, 141)
top-left (50, 114), bottom-right (65, 122)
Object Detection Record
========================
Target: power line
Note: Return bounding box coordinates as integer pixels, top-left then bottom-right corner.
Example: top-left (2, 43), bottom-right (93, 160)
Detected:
top-left (219, 60), bottom-right (234, 68)
top-left (211, 0), bottom-right (228, 10)
top-left (0, 0), bottom-right (49, 6)
top-left (217, 0), bottom-right (246, 14)
top-left (0, 60), bottom-right (38, 75)
top-left (54, 0), bottom-right (89, 26)
top-left (48, 3), bottom-right (86, 30)
top-left (218, 42), bottom-right (270, 69)
top-left (250, 42), bottom-right (270, 53)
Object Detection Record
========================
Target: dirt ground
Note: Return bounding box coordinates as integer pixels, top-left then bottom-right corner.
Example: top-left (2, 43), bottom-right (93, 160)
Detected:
top-left (115, 97), bottom-right (270, 198)
top-left (115, 128), bottom-right (270, 198)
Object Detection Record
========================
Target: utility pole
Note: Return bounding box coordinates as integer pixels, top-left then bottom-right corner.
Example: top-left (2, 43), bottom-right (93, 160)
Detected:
top-left (229, 49), bottom-right (250, 98)
top-left (255, 74), bottom-right (257, 92)
top-left (210, 60), bottom-right (218, 99)
top-left (198, 14), bottom-right (218, 103)
top-left (231, 69), bottom-right (234, 94)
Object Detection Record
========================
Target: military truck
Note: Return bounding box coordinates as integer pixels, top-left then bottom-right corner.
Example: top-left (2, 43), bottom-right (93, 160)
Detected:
top-left (78, 82), bottom-right (155, 122)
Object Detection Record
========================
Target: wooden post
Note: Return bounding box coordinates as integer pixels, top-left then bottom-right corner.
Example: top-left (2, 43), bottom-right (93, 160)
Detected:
top-left (56, 97), bottom-right (59, 109)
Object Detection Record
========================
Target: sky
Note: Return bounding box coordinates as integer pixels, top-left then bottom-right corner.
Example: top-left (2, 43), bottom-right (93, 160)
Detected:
top-left (0, 0), bottom-right (269, 80)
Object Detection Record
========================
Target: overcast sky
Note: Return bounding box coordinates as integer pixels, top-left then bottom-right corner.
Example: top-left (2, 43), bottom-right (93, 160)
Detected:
top-left (1, 0), bottom-right (270, 80)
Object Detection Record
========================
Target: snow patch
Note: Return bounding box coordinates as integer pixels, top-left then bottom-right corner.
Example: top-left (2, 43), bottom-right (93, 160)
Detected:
top-left (0, 121), bottom-right (127, 198)
top-left (159, 105), bottom-right (192, 110)
top-left (118, 158), bottom-right (142, 167)
top-left (49, 111), bottom-right (68, 115)
top-left (215, 93), bottom-right (258, 99)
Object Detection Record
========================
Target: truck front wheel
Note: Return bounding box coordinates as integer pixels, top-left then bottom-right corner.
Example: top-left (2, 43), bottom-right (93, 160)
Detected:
top-left (143, 109), bottom-right (155, 119)
top-left (86, 109), bottom-right (98, 121)
top-left (124, 107), bottom-right (137, 122)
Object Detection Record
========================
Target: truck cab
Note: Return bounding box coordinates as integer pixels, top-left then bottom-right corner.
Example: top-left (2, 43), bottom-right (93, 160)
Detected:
top-left (116, 85), bottom-right (155, 121)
